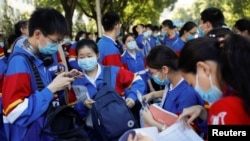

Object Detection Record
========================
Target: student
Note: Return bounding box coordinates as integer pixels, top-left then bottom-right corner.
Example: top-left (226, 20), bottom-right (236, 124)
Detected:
top-left (233, 18), bottom-right (250, 39)
top-left (97, 11), bottom-right (124, 67)
top-left (172, 21), bottom-right (197, 56)
top-left (141, 45), bottom-right (205, 135)
top-left (69, 38), bottom-right (145, 119)
top-left (198, 7), bottom-right (226, 37)
top-left (161, 19), bottom-right (180, 48)
top-left (178, 33), bottom-right (250, 126)
top-left (2, 7), bottom-right (82, 141)
top-left (132, 24), bottom-right (152, 57)
top-left (121, 34), bottom-right (149, 94)
top-left (14, 20), bottom-right (29, 47)
top-left (68, 30), bottom-right (87, 70)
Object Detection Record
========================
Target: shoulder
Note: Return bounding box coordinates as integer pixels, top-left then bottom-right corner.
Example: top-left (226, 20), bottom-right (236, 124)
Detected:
top-left (209, 96), bottom-right (250, 125)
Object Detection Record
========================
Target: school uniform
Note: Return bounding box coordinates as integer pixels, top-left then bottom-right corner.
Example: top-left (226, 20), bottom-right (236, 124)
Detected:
top-left (68, 42), bottom-right (81, 70)
top-left (136, 34), bottom-right (152, 57)
top-left (2, 46), bottom-right (56, 141)
top-left (208, 96), bottom-right (250, 125)
top-left (97, 36), bottom-right (123, 67)
top-left (69, 64), bottom-right (145, 117)
top-left (121, 51), bottom-right (149, 94)
top-left (163, 33), bottom-right (180, 49)
top-left (0, 57), bottom-right (7, 141)
top-left (171, 38), bottom-right (185, 56)
top-left (161, 78), bottom-right (207, 137)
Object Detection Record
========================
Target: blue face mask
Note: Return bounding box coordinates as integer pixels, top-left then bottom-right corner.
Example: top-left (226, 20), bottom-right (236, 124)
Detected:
top-left (39, 40), bottom-right (59, 55)
top-left (127, 41), bottom-right (137, 50)
top-left (78, 57), bottom-right (98, 71)
top-left (0, 42), bottom-right (4, 48)
top-left (194, 75), bottom-right (222, 103)
top-left (152, 72), bottom-right (170, 86)
top-left (198, 26), bottom-right (205, 37)
top-left (63, 38), bottom-right (71, 44)
top-left (186, 34), bottom-right (195, 41)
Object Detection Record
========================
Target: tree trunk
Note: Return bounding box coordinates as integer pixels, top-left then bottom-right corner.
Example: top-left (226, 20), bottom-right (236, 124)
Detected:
top-left (61, 0), bottom-right (77, 38)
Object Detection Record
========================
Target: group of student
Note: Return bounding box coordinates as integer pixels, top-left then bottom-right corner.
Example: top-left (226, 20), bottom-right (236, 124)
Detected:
top-left (0, 5), bottom-right (250, 141)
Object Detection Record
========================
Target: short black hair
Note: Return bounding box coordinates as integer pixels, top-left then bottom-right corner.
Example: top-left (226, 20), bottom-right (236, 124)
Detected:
top-left (234, 18), bottom-right (250, 33)
top-left (179, 21), bottom-right (197, 37)
top-left (147, 45), bottom-right (178, 71)
top-left (200, 7), bottom-right (225, 28)
top-left (75, 30), bottom-right (86, 41)
top-left (76, 39), bottom-right (99, 56)
top-left (14, 20), bottom-right (28, 37)
top-left (28, 7), bottom-right (68, 38)
top-left (162, 19), bottom-right (176, 29)
top-left (101, 11), bottom-right (120, 31)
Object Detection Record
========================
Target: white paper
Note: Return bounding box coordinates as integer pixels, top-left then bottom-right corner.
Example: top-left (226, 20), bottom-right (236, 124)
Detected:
top-left (157, 121), bottom-right (204, 141)
top-left (72, 85), bottom-right (90, 102)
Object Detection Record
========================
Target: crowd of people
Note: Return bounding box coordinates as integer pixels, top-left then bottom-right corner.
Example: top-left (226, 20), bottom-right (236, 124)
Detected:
top-left (0, 5), bottom-right (250, 141)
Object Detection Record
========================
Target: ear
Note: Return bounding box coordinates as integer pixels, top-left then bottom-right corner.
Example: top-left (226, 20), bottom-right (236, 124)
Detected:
top-left (33, 29), bottom-right (42, 40)
top-left (196, 61), bottom-right (210, 77)
top-left (161, 66), bottom-right (169, 75)
top-left (97, 53), bottom-right (100, 60)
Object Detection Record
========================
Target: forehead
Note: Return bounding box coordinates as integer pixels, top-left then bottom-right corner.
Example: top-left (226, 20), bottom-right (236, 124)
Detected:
top-left (78, 46), bottom-right (95, 53)
top-left (126, 36), bottom-right (134, 42)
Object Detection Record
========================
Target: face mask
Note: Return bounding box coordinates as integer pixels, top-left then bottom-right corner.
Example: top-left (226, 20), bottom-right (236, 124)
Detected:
top-left (143, 31), bottom-right (150, 38)
top-left (127, 41), bottom-right (137, 50)
top-left (153, 33), bottom-right (158, 37)
top-left (152, 72), bottom-right (170, 86)
top-left (38, 40), bottom-right (59, 55)
top-left (194, 74), bottom-right (222, 103)
top-left (186, 34), bottom-right (195, 41)
top-left (78, 57), bottom-right (98, 71)
top-left (0, 42), bottom-right (4, 47)
top-left (63, 38), bottom-right (71, 44)
top-left (198, 26), bottom-right (205, 37)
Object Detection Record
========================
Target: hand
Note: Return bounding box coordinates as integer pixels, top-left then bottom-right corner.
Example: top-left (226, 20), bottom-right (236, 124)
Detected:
top-left (84, 99), bottom-right (95, 109)
top-left (47, 72), bottom-right (75, 93)
top-left (142, 108), bottom-right (155, 126)
top-left (178, 105), bottom-right (207, 125)
top-left (66, 69), bottom-right (83, 78)
top-left (127, 133), bottom-right (153, 141)
top-left (126, 98), bottom-right (135, 108)
top-left (143, 92), bottom-right (155, 103)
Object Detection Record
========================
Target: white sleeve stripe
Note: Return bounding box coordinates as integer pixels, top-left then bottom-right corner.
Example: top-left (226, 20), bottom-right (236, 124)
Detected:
top-left (5, 98), bottom-right (29, 123)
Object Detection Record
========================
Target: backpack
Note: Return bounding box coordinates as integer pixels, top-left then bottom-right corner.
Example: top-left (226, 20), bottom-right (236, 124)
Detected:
top-left (91, 67), bottom-right (139, 141)
top-left (8, 53), bottom-right (89, 141)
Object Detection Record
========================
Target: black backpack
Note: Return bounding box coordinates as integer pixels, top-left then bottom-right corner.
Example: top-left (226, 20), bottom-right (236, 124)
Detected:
top-left (8, 53), bottom-right (89, 141)
top-left (91, 67), bottom-right (139, 141)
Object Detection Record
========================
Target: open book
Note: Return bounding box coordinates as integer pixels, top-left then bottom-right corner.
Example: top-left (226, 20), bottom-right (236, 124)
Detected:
top-left (119, 121), bottom-right (204, 141)
top-left (144, 104), bottom-right (178, 127)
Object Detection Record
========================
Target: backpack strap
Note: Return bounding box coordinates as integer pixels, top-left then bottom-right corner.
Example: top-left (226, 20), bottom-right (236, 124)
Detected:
top-left (8, 53), bottom-right (45, 91)
top-left (103, 66), bottom-right (111, 85)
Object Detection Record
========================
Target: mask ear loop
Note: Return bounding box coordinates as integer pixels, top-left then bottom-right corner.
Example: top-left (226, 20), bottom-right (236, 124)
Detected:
top-left (208, 75), bottom-right (214, 88)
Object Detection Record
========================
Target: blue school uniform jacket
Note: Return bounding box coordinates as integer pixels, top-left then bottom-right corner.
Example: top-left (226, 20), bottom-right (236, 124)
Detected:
top-left (69, 64), bottom-right (145, 117)
top-left (2, 46), bottom-right (61, 141)
top-left (97, 36), bottom-right (123, 67)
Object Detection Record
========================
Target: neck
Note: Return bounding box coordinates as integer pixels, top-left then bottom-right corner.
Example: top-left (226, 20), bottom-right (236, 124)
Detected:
top-left (27, 37), bottom-right (39, 53)
top-left (168, 30), bottom-right (176, 38)
top-left (105, 31), bottom-right (116, 41)
top-left (168, 71), bottom-right (183, 88)
top-left (181, 36), bottom-right (186, 42)
top-left (127, 49), bottom-right (136, 54)
top-left (86, 65), bottom-right (98, 79)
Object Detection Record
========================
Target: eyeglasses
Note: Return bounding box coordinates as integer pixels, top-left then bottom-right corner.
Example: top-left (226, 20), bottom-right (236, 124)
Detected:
top-left (46, 36), bottom-right (63, 44)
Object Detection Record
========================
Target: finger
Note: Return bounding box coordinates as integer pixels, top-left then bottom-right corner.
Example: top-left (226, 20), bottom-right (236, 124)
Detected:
top-left (127, 134), bottom-right (133, 141)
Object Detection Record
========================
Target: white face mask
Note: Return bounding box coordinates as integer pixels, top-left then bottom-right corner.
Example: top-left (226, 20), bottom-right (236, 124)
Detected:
top-left (194, 74), bottom-right (222, 103)
top-left (127, 41), bottom-right (137, 50)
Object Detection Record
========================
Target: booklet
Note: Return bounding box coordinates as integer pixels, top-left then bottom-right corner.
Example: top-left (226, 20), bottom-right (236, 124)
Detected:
top-left (144, 103), bottom-right (178, 128)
